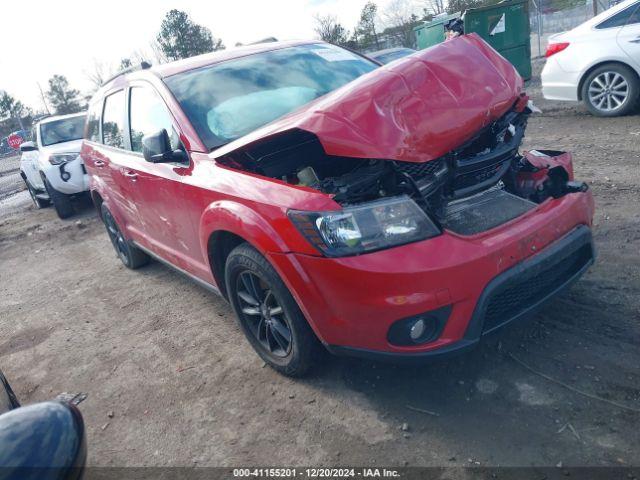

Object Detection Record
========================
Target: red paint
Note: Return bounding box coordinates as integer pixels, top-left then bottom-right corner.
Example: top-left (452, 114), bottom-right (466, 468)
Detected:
top-left (516, 151), bottom-right (576, 199)
top-left (213, 34), bottom-right (523, 164)
top-left (83, 37), bottom-right (595, 357)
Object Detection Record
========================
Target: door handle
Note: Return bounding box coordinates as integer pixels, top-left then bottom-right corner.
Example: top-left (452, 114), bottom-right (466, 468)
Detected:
top-left (93, 160), bottom-right (105, 167)
top-left (123, 170), bottom-right (138, 181)
top-left (630, 37), bottom-right (640, 44)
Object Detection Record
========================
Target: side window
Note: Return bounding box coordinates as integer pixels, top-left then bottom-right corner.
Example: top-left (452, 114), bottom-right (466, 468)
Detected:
top-left (129, 86), bottom-right (180, 153)
top-left (596, 3), bottom-right (640, 28)
top-left (102, 90), bottom-right (126, 148)
top-left (628, 4), bottom-right (640, 24)
top-left (85, 100), bottom-right (102, 142)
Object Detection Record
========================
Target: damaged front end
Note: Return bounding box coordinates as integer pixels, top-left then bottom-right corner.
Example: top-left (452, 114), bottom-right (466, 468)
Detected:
top-left (215, 35), bottom-right (589, 256)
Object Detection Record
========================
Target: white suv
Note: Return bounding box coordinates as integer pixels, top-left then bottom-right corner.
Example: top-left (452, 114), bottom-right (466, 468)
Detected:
top-left (19, 112), bottom-right (88, 218)
top-left (541, 0), bottom-right (640, 116)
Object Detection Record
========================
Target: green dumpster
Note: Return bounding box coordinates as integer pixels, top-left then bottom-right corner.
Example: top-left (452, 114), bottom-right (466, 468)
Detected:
top-left (414, 13), bottom-right (459, 51)
top-left (413, 0), bottom-right (531, 80)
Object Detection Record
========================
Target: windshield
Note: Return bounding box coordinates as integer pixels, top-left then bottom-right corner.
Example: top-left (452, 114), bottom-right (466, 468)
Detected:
top-left (40, 116), bottom-right (86, 146)
top-left (164, 44), bottom-right (378, 150)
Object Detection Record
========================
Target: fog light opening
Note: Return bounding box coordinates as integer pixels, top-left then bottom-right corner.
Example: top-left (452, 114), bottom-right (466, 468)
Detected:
top-left (387, 305), bottom-right (452, 347)
top-left (409, 319), bottom-right (426, 342)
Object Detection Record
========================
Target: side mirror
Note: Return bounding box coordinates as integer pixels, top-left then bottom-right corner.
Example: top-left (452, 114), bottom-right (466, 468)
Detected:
top-left (19, 141), bottom-right (37, 152)
top-left (0, 401), bottom-right (86, 476)
top-left (142, 129), bottom-right (186, 164)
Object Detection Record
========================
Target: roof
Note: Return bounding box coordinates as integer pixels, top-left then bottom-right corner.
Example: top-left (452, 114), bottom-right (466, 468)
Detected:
top-left (39, 112), bottom-right (86, 125)
top-left (152, 39), bottom-right (322, 78)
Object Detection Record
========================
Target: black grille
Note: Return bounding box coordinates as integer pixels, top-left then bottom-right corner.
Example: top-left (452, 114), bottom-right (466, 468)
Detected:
top-left (395, 158), bottom-right (444, 179)
top-left (482, 243), bottom-right (593, 333)
top-left (453, 160), bottom-right (506, 191)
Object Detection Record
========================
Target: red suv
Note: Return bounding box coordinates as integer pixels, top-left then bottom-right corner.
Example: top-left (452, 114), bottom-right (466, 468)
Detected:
top-left (82, 36), bottom-right (595, 376)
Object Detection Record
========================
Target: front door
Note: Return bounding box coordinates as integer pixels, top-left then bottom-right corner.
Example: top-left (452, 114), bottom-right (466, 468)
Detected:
top-left (123, 84), bottom-right (200, 273)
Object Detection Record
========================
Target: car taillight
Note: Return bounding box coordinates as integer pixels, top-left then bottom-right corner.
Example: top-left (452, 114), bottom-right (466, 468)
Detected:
top-left (545, 42), bottom-right (570, 58)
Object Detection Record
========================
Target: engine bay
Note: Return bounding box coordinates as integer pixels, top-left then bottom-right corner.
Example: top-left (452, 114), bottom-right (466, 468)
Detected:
top-left (219, 105), bottom-right (588, 236)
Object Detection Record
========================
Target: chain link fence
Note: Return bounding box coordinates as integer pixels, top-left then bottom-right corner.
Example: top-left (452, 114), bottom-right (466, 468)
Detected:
top-left (529, 0), bottom-right (620, 57)
top-left (0, 154), bottom-right (25, 202)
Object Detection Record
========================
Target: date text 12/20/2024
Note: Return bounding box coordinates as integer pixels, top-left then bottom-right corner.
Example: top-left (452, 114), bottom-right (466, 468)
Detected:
top-left (233, 468), bottom-right (401, 478)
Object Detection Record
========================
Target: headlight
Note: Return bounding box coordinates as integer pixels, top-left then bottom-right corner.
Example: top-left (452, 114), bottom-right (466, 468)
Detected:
top-left (289, 196), bottom-right (440, 257)
top-left (48, 153), bottom-right (79, 165)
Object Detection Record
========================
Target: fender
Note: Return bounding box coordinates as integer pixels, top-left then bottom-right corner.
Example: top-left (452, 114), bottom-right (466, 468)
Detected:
top-left (198, 199), bottom-right (328, 341)
top-left (198, 200), bottom-right (291, 259)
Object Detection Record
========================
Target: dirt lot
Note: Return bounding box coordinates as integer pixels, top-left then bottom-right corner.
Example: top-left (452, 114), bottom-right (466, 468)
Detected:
top-left (1, 62), bottom-right (639, 469)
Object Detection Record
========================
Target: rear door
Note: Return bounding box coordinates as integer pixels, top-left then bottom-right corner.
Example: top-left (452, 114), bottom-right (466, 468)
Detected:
top-left (99, 89), bottom-right (147, 238)
top-left (616, 2), bottom-right (640, 70)
top-left (123, 83), bottom-right (199, 271)
top-left (82, 99), bottom-right (113, 197)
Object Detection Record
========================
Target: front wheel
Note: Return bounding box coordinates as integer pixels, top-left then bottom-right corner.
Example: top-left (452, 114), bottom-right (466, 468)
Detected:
top-left (225, 243), bottom-right (321, 377)
top-left (43, 177), bottom-right (74, 219)
top-left (582, 63), bottom-right (639, 117)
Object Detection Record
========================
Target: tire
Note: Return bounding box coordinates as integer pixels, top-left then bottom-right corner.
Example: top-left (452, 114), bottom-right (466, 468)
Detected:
top-left (43, 176), bottom-right (74, 219)
top-left (24, 178), bottom-right (50, 209)
top-left (581, 63), bottom-right (639, 117)
top-left (100, 204), bottom-right (150, 269)
top-left (225, 243), bottom-right (321, 377)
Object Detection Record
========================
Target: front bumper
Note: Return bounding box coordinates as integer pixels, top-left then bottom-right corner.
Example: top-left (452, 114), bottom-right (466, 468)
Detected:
top-left (327, 225), bottom-right (594, 362)
top-left (44, 157), bottom-right (89, 195)
top-left (268, 191), bottom-right (595, 359)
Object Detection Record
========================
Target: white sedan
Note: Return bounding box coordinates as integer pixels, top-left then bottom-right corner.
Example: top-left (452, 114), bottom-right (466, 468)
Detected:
top-left (541, 0), bottom-right (640, 116)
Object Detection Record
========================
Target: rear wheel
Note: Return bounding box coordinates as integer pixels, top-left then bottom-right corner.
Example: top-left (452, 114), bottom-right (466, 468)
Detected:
top-left (225, 243), bottom-right (320, 377)
top-left (582, 63), bottom-right (639, 117)
top-left (100, 204), bottom-right (150, 269)
top-left (43, 177), bottom-right (74, 219)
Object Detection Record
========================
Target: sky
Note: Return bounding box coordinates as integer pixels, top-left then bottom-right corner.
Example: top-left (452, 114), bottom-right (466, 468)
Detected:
top-left (0, 0), bottom-right (408, 111)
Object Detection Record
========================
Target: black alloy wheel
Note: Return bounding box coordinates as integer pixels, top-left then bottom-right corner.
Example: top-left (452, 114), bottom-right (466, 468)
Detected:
top-left (236, 271), bottom-right (293, 358)
top-left (100, 204), bottom-right (149, 269)
top-left (103, 208), bottom-right (129, 264)
top-left (225, 243), bottom-right (320, 376)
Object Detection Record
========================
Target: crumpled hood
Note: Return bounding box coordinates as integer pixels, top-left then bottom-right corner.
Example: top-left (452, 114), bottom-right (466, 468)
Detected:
top-left (213, 34), bottom-right (523, 164)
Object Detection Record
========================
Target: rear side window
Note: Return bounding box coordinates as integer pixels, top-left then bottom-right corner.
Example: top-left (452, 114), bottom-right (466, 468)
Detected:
top-left (85, 101), bottom-right (102, 142)
top-left (102, 91), bottom-right (126, 148)
top-left (129, 86), bottom-right (180, 153)
top-left (596, 3), bottom-right (640, 28)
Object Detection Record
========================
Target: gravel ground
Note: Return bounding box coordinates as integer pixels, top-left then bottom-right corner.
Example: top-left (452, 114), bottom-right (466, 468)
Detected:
top-left (0, 61), bottom-right (639, 469)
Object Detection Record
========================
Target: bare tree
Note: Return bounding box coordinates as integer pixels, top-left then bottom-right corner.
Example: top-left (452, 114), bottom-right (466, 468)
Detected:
top-left (85, 49), bottom-right (153, 94)
top-left (313, 14), bottom-right (350, 46)
top-left (424, 0), bottom-right (446, 16)
top-left (85, 59), bottom-right (113, 91)
top-left (382, 0), bottom-right (423, 48)
top-left (150, 39), bottom-right (169, 64)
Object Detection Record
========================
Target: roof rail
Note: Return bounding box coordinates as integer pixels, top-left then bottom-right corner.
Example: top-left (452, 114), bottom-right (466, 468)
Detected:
top-left (101, 61), bottom-right (152, 87)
